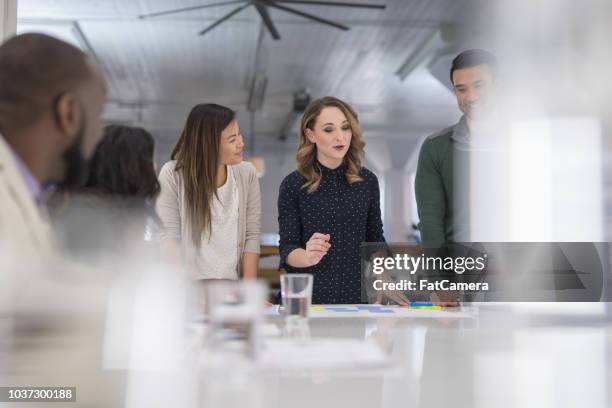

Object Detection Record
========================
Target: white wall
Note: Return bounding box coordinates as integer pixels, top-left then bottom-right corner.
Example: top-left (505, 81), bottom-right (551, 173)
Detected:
top-left (0, 0), bottom-right (17, 41)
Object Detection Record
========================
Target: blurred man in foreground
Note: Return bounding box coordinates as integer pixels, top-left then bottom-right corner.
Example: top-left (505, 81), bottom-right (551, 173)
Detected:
top-left (0, 33), bottom-right (116, 407)
top-left (0, 33), bottom-right (106, 256)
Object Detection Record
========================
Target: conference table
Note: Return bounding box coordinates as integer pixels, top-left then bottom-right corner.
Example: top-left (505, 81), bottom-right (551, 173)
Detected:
top-left (197, 302), bottom-right (612, 408)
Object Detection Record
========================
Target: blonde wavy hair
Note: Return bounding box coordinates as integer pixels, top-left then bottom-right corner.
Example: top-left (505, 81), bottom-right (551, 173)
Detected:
top-left (297, 96), bottom-right (365, 193)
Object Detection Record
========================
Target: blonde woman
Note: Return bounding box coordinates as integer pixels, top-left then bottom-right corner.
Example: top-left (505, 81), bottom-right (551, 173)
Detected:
top-left (278, 96), bottom-right (383, 304)
top-left (156, 104), bottom-right (261, 280)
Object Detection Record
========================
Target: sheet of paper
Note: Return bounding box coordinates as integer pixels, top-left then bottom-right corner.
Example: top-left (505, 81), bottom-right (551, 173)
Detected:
top-left (306, 304), bottom-right (476, 319)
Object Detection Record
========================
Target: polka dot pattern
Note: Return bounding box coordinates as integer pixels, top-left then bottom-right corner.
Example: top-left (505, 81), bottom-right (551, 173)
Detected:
top-left (277, 161), bottom-right (385, 304)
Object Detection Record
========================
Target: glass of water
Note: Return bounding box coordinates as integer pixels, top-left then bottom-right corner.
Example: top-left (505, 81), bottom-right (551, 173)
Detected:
top-left (280, 274), bottom-right (313, 319)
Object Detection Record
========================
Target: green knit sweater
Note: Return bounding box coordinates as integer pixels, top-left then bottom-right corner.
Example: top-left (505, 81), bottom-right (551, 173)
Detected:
top-left (415, 120), bottom-right (471, 246)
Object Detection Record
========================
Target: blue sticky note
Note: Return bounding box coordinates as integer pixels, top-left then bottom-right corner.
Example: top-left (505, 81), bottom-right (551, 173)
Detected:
top-left (368, 308), bottom-right (395, 314)
top-left (356, 305), bottom-right (395, 313)
top-left (327, 307), bottom-right (357, 312)
top-left (356, 305), bottom-right (383, 310)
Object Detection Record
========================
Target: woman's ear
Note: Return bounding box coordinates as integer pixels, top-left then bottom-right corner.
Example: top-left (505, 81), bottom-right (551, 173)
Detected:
top-left (305, 128), bottom-right (315, 144)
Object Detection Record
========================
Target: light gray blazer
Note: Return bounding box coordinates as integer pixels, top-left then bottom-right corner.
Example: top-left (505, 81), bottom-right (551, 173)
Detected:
top-left (156, 160), bottom-right (261, 278)
top-left (0, 135), bottom-right (56, 258)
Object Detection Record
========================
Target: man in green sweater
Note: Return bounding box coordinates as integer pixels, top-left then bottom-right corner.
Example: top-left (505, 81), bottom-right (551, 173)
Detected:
top-left (415, 49), bottom-right (498, 246)
top-left (415, 50), bottom-right (498, 306)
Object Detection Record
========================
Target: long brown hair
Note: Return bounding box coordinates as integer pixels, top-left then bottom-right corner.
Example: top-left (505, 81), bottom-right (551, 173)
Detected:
top-left (297, 96), bottom-right (365, 193)
top-left (171, 103), bottom-right (235, 247)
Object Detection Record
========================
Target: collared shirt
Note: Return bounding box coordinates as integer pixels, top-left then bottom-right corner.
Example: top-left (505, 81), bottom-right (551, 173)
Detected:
top-left (7, 142), bottom-right (42, 201)
top-left (278, 161), bottom-right (385, 304)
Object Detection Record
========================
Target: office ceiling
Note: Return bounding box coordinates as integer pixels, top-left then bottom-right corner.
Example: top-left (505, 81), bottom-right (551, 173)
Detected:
top-left (17, 0), bottom-right (485, 148)
top-left (15, 0), bottom-right (612, 238)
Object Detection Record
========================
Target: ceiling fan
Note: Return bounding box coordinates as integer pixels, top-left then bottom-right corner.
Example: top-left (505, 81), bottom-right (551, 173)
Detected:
top-left (139, 0), bottom-right (386, 40)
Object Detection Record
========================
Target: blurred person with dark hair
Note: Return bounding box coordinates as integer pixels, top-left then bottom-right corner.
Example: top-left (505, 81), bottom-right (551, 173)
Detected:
top-left (47, 125), bottom-right (191, 407)
top-left (50, 125), bottom-right (162, 262)
top-left (85, 125), bottom-right (160, 199)
top-left (156, 103), bottom-right (261, 280)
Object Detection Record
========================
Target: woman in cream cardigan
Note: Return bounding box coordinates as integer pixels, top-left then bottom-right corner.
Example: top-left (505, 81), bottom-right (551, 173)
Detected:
top-left (156, 104), bottom-right (261, 279)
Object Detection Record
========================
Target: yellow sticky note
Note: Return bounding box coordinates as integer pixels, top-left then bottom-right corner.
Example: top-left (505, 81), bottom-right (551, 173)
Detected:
top-left (412, 306), bottom-right (442, 310)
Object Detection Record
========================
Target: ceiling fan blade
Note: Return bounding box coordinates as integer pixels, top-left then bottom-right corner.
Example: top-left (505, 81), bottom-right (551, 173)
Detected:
top-left (273, 0), bottom-right (385, 9)
top-left (266, 1), bottom-right (349, 30)
top-left (198, 3), bottom-right (252, 35)
top-left (254, 3), bottom-right (282, 39)
top-left (139, 0), bottom-right (247, 19)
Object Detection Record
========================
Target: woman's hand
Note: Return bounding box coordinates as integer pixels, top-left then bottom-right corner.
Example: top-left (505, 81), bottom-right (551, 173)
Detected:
top-left (304, 233), bottom-right (331, 266)
top-left (286, 233), bottom-right (331, 268)
top-left (430, 290), bottom-right (461, 307)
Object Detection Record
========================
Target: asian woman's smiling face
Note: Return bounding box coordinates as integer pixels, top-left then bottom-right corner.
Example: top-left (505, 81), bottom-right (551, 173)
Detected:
top-left (305, 106), bottom-right (352, 169)
top-left (218, 119), bottom-right (244, 166)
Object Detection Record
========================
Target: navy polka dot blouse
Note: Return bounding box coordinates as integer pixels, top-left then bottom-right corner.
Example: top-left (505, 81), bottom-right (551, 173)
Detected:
top-left (278, 161), bottom-right (385, 304)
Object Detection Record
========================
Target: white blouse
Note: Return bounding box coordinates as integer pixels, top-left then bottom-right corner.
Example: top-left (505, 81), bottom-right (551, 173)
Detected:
top-left (195, 166), bottom-right (239, 279)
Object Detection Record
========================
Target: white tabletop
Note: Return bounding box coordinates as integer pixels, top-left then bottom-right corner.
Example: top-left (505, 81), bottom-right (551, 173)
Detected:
top-left (198, 302), bottom-right (612, 408)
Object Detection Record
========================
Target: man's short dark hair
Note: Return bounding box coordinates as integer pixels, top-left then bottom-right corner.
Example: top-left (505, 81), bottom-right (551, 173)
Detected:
top-left (450, 49), bottom-right (498, 85)
top-left (0, 33), bottom-right (93, 134)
